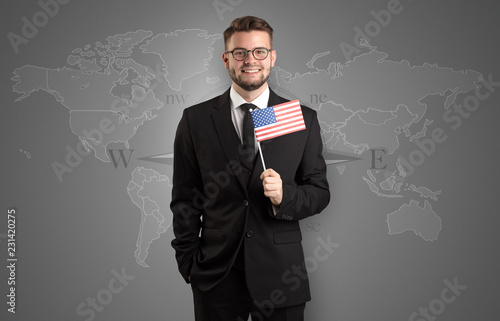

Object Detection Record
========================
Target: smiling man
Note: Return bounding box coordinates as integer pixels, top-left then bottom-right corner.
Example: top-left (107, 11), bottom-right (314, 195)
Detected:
top-left (224, 30), bottom-right (275, 97)
top-left (170, 16), bottom-right (330, 321)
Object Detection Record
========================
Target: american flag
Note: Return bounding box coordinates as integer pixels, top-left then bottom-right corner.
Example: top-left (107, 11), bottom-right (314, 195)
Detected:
top-left (250, 100), bottom-right (305, 142)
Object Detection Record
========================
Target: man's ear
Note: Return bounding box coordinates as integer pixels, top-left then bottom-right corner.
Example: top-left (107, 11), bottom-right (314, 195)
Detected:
top-left (270, 49), bottom-right (277, 68)
top-left (222, 52), bottom-right (229, 70)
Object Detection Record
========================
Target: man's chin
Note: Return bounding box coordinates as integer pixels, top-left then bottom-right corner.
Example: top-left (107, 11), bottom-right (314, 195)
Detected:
top-left (235, 77), bottom-right (269, 92)
top-left (238, 83), bottom-right (265, 91)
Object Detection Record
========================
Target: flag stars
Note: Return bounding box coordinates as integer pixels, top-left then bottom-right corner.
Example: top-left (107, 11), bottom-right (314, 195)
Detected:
top-left (251, 107), bottom-right (276, 128)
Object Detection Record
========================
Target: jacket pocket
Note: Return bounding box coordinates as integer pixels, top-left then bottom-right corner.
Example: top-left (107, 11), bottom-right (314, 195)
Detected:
top-left (273, 229), bottom-right (302, 244)
top-left (201, 228), bottom-right (226, 242)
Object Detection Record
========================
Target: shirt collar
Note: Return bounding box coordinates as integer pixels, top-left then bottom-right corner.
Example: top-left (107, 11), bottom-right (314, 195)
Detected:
top-left (230, 84), bottom-right (270, 111)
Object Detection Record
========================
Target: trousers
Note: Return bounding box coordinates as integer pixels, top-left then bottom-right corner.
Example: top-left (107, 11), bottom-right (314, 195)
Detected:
top-left (191, 267), bottom-right (305, 321)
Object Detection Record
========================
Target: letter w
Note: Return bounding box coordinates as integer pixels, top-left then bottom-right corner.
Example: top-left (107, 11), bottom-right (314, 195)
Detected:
top-left (176, 94), bottom-right (188, 104)
top-left (108, 149), bottom-right (134, 168)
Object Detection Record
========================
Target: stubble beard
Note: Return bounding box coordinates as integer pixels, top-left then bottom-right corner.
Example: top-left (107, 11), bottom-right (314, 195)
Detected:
top-left (229, 64), bottom-right (270, 92)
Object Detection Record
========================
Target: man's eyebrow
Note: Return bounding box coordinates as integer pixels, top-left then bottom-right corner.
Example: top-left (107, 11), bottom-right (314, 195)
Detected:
top-left (230, 47), bottom-right (267, 50)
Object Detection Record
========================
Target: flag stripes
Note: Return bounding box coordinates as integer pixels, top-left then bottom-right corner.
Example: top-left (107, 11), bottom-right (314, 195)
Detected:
top-left (251, 100), bottom-right (305, 142)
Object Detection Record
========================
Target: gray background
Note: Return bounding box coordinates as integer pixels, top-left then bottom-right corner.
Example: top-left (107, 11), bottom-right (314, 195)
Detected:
top-left (1, 0), bottom-right (499, 320)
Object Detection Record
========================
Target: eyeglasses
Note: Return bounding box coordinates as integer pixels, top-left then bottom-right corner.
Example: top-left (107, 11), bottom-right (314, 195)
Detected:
top-left (225, 48), bottom-right (272, 61)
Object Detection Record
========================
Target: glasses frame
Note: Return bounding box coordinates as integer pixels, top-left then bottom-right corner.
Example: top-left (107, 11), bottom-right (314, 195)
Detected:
top-left (225, 47), bottom-right (272, 61)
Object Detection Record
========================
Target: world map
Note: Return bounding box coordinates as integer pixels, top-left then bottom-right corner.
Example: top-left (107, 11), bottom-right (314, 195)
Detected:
top-left (11, 28), bottom-right (483, 266)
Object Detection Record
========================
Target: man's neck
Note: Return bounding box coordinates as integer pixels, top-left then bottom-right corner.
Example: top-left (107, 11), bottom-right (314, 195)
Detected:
top-left (232, 83), bottom-right (268, 102)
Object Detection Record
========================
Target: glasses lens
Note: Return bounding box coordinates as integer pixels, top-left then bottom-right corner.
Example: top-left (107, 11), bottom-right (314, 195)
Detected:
top-left (253, 48), bottom-right (269, 59)
top-left (232, 49), bottom-right (247, 61)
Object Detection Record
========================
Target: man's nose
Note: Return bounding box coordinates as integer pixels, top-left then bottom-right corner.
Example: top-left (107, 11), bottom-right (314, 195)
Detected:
top-left (244, 51), bottom-right (257, 63)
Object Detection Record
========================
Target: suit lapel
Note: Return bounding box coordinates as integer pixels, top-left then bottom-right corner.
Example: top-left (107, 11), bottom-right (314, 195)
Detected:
top-left (211, 89), bottom-right (248, 192)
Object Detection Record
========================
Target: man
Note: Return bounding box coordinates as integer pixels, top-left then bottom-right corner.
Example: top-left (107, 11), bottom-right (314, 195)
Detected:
top-left (171, 16), bottom-right (330, 321)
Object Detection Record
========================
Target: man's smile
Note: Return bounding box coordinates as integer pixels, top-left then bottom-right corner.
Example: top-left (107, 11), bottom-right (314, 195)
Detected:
top-left (241, 68), bottom-right (261, 74)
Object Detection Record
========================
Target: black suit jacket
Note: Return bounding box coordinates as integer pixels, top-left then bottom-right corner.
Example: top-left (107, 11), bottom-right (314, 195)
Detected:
top-left (170, 88), bottom-right (330, 308)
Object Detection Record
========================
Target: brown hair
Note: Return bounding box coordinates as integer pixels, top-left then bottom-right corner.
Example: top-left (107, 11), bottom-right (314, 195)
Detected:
top-left (223, 16), bottom-right (274, 49)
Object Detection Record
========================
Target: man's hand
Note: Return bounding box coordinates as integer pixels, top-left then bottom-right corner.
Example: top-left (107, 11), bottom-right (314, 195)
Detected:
top-left (260, 168), bottom-right (283, 206)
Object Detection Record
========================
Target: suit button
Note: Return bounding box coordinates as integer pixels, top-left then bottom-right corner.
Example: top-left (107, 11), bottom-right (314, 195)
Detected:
top-left (243, 200), bottom-right (249, 206)
top-left (246, 230), bottom-right (253, 238)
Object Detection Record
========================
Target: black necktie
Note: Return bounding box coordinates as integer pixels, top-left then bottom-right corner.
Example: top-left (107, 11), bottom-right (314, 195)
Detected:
top-left (240, 103), bottom-right (256, 166)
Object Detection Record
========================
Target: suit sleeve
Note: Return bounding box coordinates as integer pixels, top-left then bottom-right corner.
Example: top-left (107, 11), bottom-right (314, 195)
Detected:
top-left (170, 109), bottom-right (202, 283)
top-left (274, 109), bottom-right (330, 221)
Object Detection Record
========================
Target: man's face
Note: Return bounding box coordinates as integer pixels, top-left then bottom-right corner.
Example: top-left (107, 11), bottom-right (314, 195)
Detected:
top-left (223, 31), bottom-right (276, 92)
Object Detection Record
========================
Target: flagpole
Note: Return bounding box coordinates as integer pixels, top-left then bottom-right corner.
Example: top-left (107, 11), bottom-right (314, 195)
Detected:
top-left (257, 141), bottom-right (266, 170)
